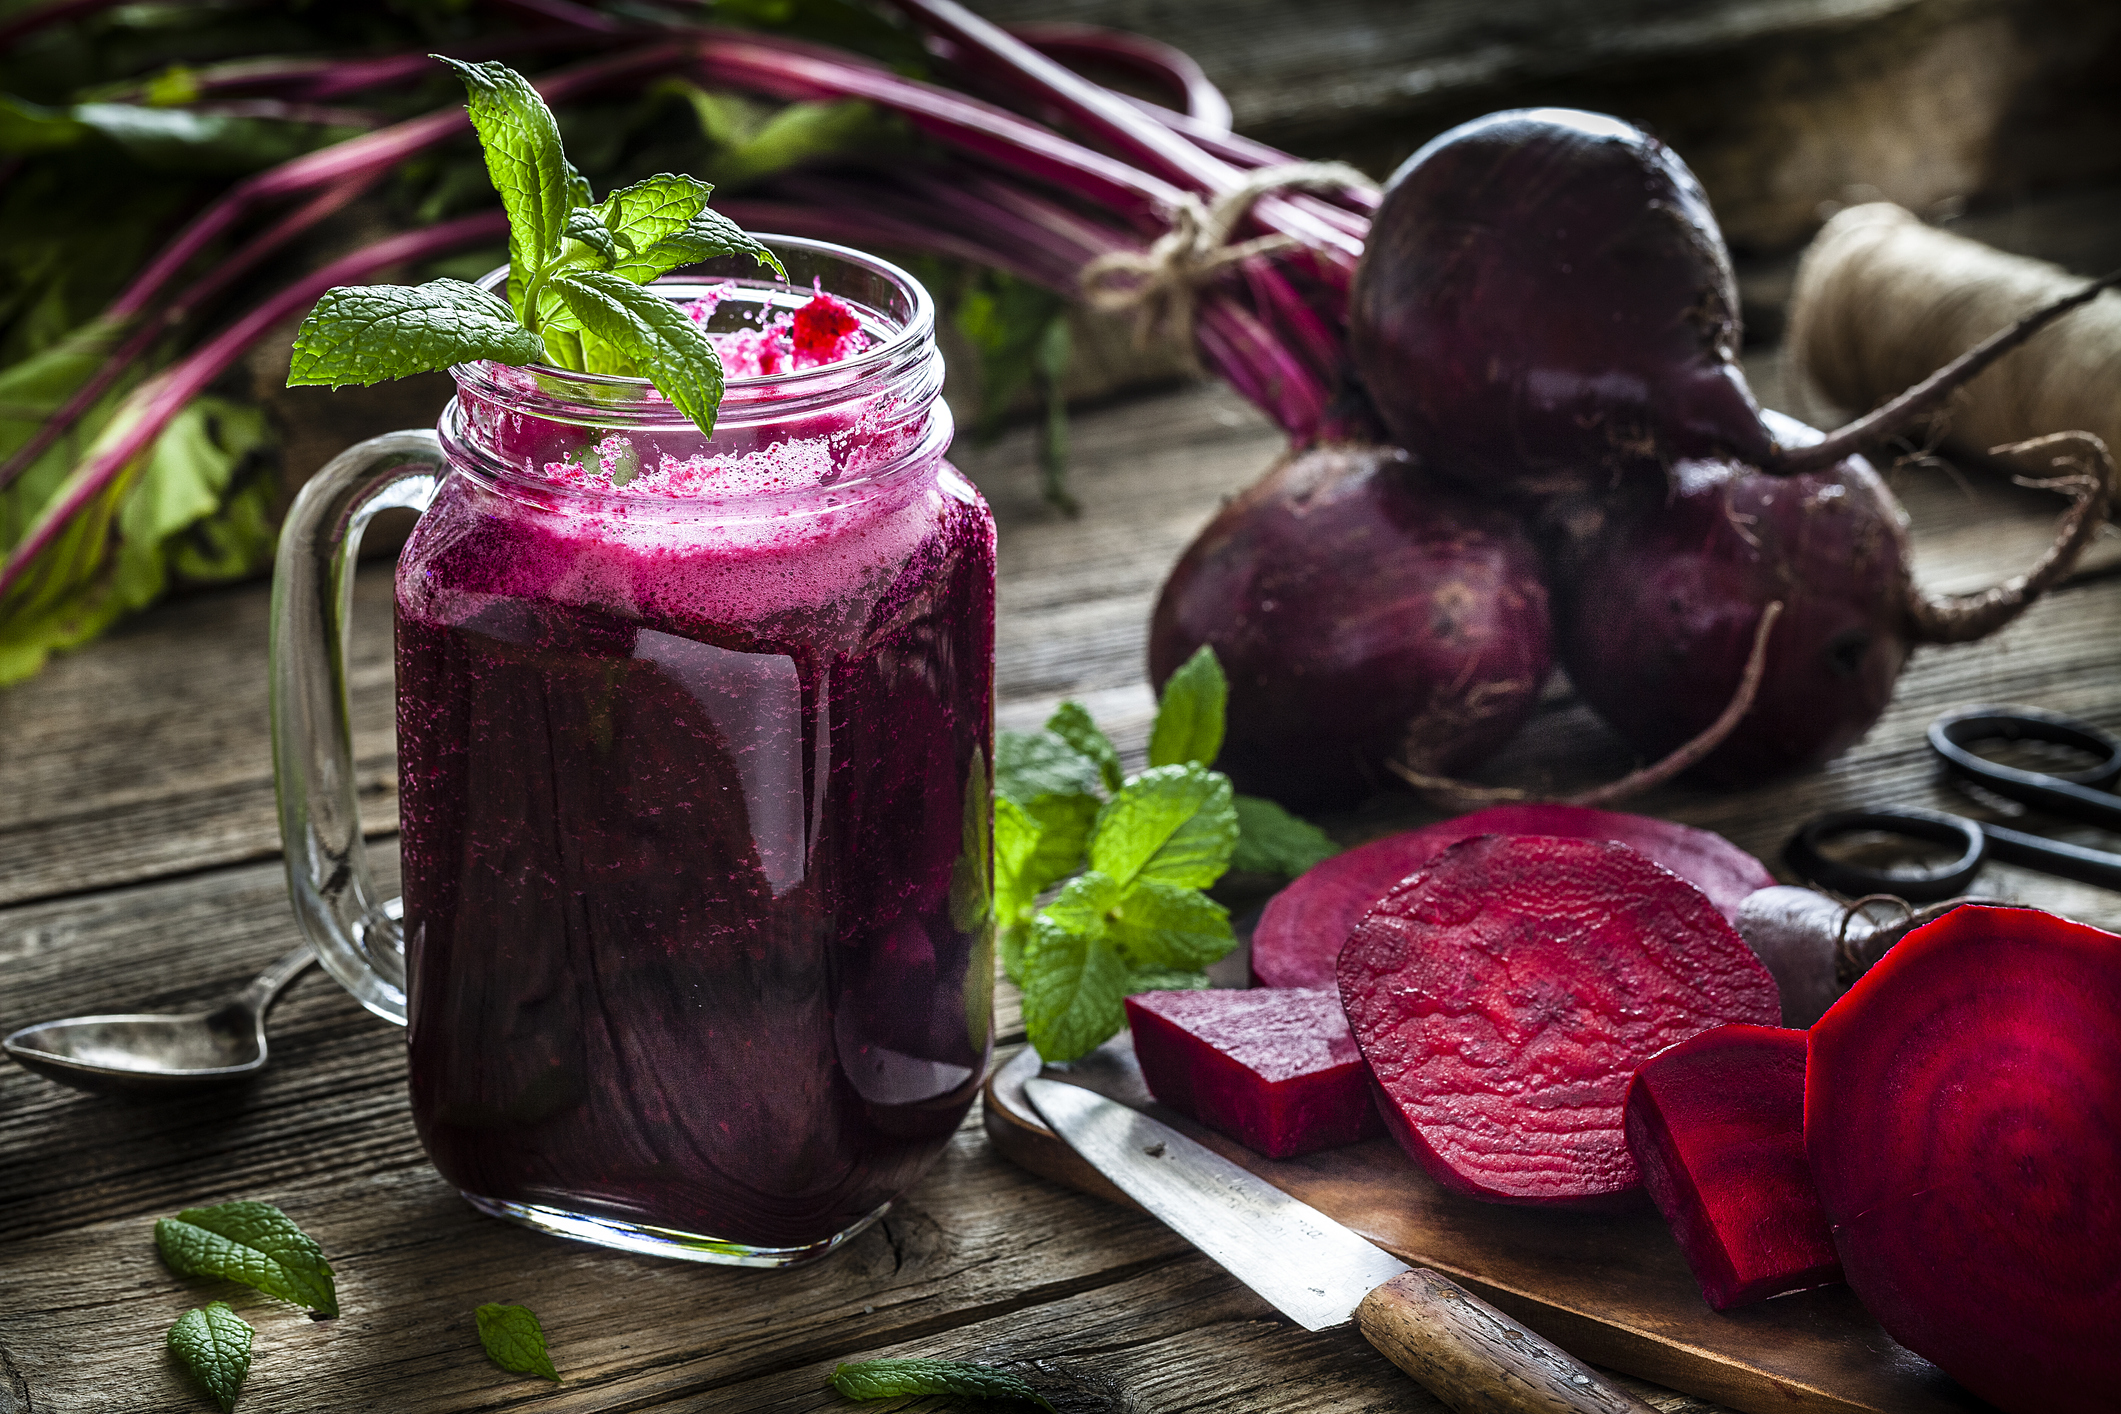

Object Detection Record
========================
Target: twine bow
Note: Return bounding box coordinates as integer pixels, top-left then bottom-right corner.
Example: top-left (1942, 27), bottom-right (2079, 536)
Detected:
top-left (1079, 161), bottom-right (1377, 353)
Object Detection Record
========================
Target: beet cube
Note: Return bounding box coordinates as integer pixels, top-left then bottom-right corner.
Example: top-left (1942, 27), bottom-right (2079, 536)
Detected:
top-left (1625, 1024), bottom-right (1842, 1309)
top-left (1124, 989), bottom-right (1383, 1158)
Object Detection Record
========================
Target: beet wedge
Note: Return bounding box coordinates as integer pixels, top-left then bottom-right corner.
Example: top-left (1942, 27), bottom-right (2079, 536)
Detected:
top-left (1253, 803), bottom-right (1773, 988)
top-left (1806, 904), bottom-right (2121, 1414)
top-left (1625, 1024), bottom-right (1842, 1310)
top-left (1339, 835), bottom-right (1781, 1209)
top-left (1124, 989), bottom-right (1382, 1159)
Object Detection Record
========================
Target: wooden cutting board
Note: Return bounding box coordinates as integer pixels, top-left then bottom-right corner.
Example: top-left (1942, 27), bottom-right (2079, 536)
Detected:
top-left (984, 1035), bottom-right (1987, 1414)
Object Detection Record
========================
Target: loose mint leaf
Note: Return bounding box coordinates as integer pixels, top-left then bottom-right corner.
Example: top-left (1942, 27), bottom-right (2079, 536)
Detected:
top-left (1088, 764), bottom-right (1238, 893)
top-left (562, 207), bottom-right (623, 265)
top-left (156, 1200), bottom-right (338, 1315)
top-left (1109, 878), bottom-right (1234, 971)
top-left (995, 730), bottom-right (1101, 805)
top-left (1043, 869), bottom-right (1121, 939)
top-left (476, 1303), bottom-right (561, 1382)
top-left (996, 793), bottom-right (1096, 923)
top-left (1231, 794), bottom-right (1340, 877)
top-left (1148, 645), bottom-right (1227, 769)
top-left (1126, 967), bottom-right (1213, 993)
top-left (830, 1358), bottom-right (1055, 1410)
top-left (1021, 914), bottom-right (1128, 1063)
top-left (435, 56), bottom-right (571, 310)
top-left (548, 269), bottom-right (726, 436)
top-left (167, 1303), bottom-right (252, 1413)
top-left (1047, 700), bottom-right (1122, 792)
top-left (286, 280), bottom-right (546, 388)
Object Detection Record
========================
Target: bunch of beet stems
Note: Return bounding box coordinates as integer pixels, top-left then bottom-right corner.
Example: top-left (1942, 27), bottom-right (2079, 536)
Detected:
top-left (0, 5), bottom-right (1368, 611)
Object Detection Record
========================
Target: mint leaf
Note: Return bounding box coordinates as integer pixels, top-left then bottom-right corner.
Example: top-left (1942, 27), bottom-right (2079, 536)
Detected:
top-left (1148, 644), bottom-right (1227, 769)
top-left (1110, 878), bottom-right (1233, 970)
top-left (1042, 869), bottom-right (1121, 939)
top-left (156, 1200), bottom-right (338, 1316)
top-left (435, 56), bottom-right (571, 312)
top-left (996, 793), bottom-right (1095, 922)
top-left (995, 729), bottom-right (1101, 804)
top-left (562, 207), bottom-right (625, 265)
top-left (548, 269), bottom-right (726, 436)
top-left (476, 1303), bottom-right (561, 1382)
top-left (830, 1358), bottom-right (1054, 1409)
top-left (1088, 764), bottom-right (1238, 892)
top-left (286, 280), bottom-right (547, 388)
top-left (1231, 794), bottom-right (1340, 877)
top-left (641, 203), bottom-right (785, 280)
top-left (1021, 912), bottom-right (1128, 1063)
top-left (1127, 967), bottom-right (1213, 993)
top-left (1047, 699), bottom-right (1122, 792)
top-left (167, 1303), bottom-right (252, 1413)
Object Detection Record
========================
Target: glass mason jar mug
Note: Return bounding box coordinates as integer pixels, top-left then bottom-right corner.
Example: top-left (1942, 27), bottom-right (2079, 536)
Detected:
top-left (271, 240), bottom-right (997, 1266)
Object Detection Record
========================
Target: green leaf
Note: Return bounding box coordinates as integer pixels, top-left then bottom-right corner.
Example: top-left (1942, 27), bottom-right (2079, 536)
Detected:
top-left (167, 1303), bottom-right (252, 1413)
top-left (1042, 869), bottom-right (1121, 940)
top-left (547, 269), bottom-right (726, 437)
top-left (1148, 644), bottom-right (1227, 769)
top-left (1126, 967), bottom-right (1213, 993)
top-left (1231, 794), bottom-right (1341, 877)
top-left (994, 729), bottom-right (1101, 805)
top-left (639, 204), bottom-right (785, 282)
top-left (995, 792), bottom-right (1096, 945)
top-left (1020, 913), bottom-right (1129, 1063)
top-left (435, 56), bottom-right (572, 311)
top-left (1046, 700), bottom-right (1122, 792)
top-left (592, 171), bottom-right (713, 280)
top-left (286, 280), bottom-right (546, 388)
top-left (1109, 878), bottom-right (1234, 971)
top-left (562, 207), bottom-right (623, 265)
top-left (1088, 764), bottom-right (1238, 893)
top-left (829, 1358), bottom-right (1054, 1409)
top-left (155, 1200), bottom-right (338, 1315)
top-left (476, 1303), bottom-right (561, 1382)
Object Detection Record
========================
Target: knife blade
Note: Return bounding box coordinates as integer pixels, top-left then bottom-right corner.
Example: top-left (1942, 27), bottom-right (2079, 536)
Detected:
top-left (1025, 1077), bottom-right (1660, 1414)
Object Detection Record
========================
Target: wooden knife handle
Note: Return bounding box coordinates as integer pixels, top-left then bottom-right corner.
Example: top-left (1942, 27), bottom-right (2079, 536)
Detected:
top-left (1356, 1270), bottom-right (1660, 1414)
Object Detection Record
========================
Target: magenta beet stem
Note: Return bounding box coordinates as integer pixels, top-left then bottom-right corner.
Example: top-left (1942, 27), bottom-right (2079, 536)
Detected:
top-left (0, 211), bottom-right (509, 606)
top-left (0, 0), bottom-right (131, 47)
top-left (1004, 21), bottom-right (1233, 131)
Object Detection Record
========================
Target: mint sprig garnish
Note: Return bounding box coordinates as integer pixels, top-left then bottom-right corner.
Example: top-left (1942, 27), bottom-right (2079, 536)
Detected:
top-left (829, 1358), bottom-right (1055, 1410)
top-left (168, 1302), bottom-right (253, 1413)
top-left (155, 1200), bottom-right (338, 1316)
top-left (286, 58), bottom-right (783, 440)
top-left (475, 1302), bottom-right (561, 1382)
top-left (995, 647), bottom-right (1339, 1061)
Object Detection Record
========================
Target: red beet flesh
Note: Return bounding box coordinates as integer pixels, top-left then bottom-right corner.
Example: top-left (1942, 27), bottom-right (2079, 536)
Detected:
top-left (1147, 443), bottom-right (1550, 810)
top-left (1806, 905), bottom-right (2121, 1414)
top-left (1338, 835), bottom-right (1781, 1208)
top-left (1252, 803), bottom-right (1774, 988)
top-left (1556, 411), bottom-right (1914, 784)
top-left (1625, 1024), bottom-right (1842, 1310)
top-left (1349, 109), bottom-right (1770, 500)
top-left (1124, 989), bottom-right (1383, 1159)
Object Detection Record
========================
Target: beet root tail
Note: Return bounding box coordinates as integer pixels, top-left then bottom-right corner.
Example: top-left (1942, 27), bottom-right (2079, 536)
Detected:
top-left (1907, 431), bottom-right (2114, 645)
top-left (1389, 601), bottom-right (1781, 809)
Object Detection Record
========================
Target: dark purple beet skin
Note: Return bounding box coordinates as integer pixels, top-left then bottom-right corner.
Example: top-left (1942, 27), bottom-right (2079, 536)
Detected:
top-left (1624, 1024), bottom-right (1842, 1311)
top-left (1338, 835), bottom-right (1781, 1210)
top-left (1556, 410), bottom-right (1913, 784)
top-left (1251, 803), bottom-right (1774, 988)
top-left (1349, 109), bottom-right (1772, 499)
top-left (1147, 443), bottom-right (1551, 810)
top-left (1124, 989), bottom-right (1382, 1159)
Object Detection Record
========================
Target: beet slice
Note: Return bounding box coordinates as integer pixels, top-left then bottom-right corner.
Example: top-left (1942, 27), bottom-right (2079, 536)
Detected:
top-left (1253, 803), bottom-right (1773, 988)
top-left (1124, 989), bottom-right (1382, 1159)
top-left (1338, 835), bottom-right (1781, 1208)
top-left (1625, 1024), bottom-right (1842, 1310)
top-left (1806, 905), bottom-right (2121, 1413)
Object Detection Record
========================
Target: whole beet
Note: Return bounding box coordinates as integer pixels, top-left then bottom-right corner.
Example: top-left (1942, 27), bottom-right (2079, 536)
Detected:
top-left (1349, 109), bottom-right (1772, 498)
top-left (1148, 443), bottom-right (1550, 810)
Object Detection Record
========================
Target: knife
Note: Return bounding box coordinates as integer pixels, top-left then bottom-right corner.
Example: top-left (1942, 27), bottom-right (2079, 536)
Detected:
top-left (1025, 1078), bottom-right (1659, 1414)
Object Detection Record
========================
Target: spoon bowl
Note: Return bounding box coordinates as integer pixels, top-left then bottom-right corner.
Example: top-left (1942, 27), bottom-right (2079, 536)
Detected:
top-left (4, 945), bottom-right (314, 1096)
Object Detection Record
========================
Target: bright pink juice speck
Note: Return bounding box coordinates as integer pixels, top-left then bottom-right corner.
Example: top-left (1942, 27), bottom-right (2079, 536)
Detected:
top-left (393, 371), bottom-right (994, 1248)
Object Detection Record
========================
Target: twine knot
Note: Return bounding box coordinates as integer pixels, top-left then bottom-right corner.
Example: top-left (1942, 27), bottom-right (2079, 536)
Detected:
top-left (1079, 161), bottom-right (1376, 353)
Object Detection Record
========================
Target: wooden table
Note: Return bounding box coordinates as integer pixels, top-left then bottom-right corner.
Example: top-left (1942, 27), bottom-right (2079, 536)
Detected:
top-left (3, 369), bottom-right (2116, 1413)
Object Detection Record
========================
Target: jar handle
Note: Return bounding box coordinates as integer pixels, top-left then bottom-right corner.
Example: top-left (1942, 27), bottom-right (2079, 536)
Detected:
top-left (269, 430), bottom-right (441, 1026)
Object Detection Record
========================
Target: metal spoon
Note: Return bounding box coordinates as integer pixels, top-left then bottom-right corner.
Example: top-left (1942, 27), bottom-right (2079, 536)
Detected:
top-left (3, 945), bottom-right (316, 1095)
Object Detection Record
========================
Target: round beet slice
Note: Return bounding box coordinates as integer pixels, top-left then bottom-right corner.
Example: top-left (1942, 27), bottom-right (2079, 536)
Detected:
top-left (1338, 834), bottom-right (1781, 1208)
top-left (1807, 904), bottom-right (2121, 1413)
top-left (1253, 804), bottom-right (1773, 988)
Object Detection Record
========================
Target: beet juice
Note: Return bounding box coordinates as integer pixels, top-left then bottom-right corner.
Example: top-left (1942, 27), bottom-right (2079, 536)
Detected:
top-left (389, 245), bottom-right (994, 1264)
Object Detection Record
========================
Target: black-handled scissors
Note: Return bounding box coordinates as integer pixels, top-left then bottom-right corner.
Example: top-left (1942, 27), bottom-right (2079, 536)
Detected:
top-left (1786, 706), bottom-right (2121, 902)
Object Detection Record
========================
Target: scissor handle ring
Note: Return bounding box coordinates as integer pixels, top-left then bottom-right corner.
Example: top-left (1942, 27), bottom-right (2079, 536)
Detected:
top-left (1930, 706), bottom-right (2121, 791)
top-left (1785, 808), bottom-right (1986, 903)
